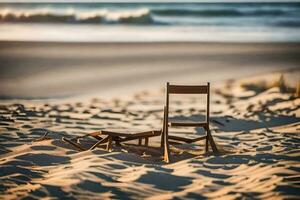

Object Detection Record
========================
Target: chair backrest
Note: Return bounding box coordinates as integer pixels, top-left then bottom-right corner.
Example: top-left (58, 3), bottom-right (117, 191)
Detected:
top-left (165, 82), bottom-right (210, 126)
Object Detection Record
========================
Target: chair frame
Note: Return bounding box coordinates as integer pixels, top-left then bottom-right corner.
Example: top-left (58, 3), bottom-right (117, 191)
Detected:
top-left (62, 129), bottom-right (161, 152)
top-left (62, 82), bottom-right (218, 163)
top-left (162, 82), bottom-right (218, 163)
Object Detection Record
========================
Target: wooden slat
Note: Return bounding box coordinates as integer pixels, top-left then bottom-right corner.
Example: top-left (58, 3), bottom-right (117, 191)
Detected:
top-left (70, 130), bottom-right (102, 141)
top-left (101, 129), bottom-right (161, 138)
top-left (62, 137), bottom-right (86, 151)
top-left (168, 85), bottom-right (208, 94)
top-left (169, 135), bottom-right (206, 143)
top-left (89, 131), bottom-right (102, 137)
top-left (190, 136), bottom-right (207, 143)
top-left (168, 135), bottom-right (191, 143)
top-left (116, 135), bottom-right (147, 142)
top-left (89, 136), bottom-right (109, 150)
top-left (169, 141), bottom-right (184, 145)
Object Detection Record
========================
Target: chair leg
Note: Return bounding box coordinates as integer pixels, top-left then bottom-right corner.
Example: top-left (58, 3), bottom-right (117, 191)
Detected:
top-left (205, 135), bottom-right (209, 153)
top-left (163, 129), bottom-right (170, 163)
top-left (160, 130), bottom-right (164, 148)
top-left (138, 138), bottom-right (142, 146)
top-left (164, 139), bottom-right (170, 163)
top-left (207, 130), bottom-right (218, 153)
top-left (162, 106), bottom-right (170, 163)
top-left (145, 137), bottom-right (149, 146)
top-left (106, 136), bottom-right (113, 151)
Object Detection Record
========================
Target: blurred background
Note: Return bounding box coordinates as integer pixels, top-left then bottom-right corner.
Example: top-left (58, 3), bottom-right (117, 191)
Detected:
top-left (0, 1), bottom-right (300, 98)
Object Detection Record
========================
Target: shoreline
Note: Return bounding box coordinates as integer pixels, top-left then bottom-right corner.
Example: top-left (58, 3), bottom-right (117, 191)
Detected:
top-left (2, 40), bottom-right (300, 45)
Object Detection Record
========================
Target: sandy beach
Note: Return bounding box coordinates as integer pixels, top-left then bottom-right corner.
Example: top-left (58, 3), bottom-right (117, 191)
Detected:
top-left (0, 41), bottom-right (299, 199)
top-left (1, 42), bottom-right (300, 99)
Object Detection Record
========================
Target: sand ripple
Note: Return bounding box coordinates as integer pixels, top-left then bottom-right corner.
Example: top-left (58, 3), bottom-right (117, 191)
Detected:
top-left (1, 74), bottom-right (300, 199)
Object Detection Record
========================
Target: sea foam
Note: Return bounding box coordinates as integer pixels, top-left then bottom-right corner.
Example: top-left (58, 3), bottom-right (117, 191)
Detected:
top-left (0, 8), bottom-right (153, 24)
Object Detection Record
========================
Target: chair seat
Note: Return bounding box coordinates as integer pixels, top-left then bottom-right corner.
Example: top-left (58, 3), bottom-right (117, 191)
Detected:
top-left (101, 128), bottom-right (161, 138)
top-left (168, 120), bottom-right (207, 128)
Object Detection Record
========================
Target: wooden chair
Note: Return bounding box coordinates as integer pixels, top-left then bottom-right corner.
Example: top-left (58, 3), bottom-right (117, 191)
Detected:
top-left (62, 129), bottom-right (161, 152)
top-left (162, 82), bottom-right (218, 163)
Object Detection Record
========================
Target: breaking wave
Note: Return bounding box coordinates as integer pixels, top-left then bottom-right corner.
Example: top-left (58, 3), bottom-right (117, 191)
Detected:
top-left (0, 8), bottom-right (154, 24)
top-left (0, 4), bottom-right (298, 26)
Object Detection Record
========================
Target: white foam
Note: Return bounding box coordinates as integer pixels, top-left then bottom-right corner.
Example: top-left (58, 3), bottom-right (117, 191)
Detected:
top-left (1, 23), bottom-right (300, 42)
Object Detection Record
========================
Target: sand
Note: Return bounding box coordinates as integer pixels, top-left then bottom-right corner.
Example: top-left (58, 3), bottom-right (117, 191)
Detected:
top-left (0, 42), bottom-right (300, 199)
top-left (1, 42), bottom-right (300, 98)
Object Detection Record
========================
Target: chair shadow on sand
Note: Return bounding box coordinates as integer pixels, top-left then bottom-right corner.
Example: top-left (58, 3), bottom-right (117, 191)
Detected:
top-left (57, 107), bottom-right (299, 164)
top-left (210, 114), bottom-right (299, 132)
top-left (32, 105), bottom-right (299, 164)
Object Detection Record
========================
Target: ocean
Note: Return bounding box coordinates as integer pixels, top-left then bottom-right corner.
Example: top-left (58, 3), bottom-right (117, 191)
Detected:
top-left (0, 2), bottom-right (300, 42)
